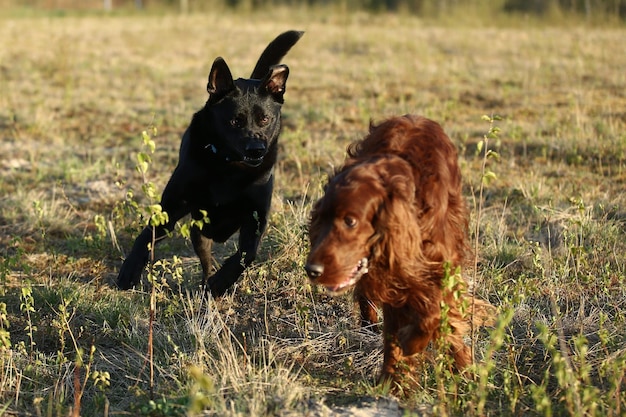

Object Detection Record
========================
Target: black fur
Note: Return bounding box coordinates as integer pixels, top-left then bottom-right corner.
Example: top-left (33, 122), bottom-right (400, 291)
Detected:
top-left (116, 30), bottom-right (303, 297)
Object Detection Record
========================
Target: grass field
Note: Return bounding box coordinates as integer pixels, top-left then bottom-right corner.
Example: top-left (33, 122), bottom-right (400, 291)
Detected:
top-left (1, 9), bottom-right (625, 417)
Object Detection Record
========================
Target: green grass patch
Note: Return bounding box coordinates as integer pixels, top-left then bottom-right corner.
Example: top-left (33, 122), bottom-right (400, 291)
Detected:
top-left (0, 9), bottom-right (625, 417)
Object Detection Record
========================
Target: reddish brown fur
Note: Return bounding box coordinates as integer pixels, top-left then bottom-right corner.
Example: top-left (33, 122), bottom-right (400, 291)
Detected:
top-left (306, 115), bottom-right (482, 386)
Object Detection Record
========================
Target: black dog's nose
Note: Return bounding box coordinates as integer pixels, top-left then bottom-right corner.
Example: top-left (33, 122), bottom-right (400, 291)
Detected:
top-left (305, 263), bottom-right (324, 279)
top-left (244, 141), bottom-right (266, 160)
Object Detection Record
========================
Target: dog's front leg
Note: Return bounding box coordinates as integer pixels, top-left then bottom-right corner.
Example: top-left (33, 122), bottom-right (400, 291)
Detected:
top-left (354, 286), bottom-right (379, 330)
top-left (116, 223), bottom-right (173, 289)
top-left (206, 207), bottom-right (268, 298)
top-left (116, 174), bottom-right (190, 290)
top-left (378, 303), bottom-right (403, 385)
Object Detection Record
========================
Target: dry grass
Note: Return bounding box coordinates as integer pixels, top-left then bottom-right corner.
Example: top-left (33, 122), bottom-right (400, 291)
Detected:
top-left (1, 9), bottom-right (625, 416)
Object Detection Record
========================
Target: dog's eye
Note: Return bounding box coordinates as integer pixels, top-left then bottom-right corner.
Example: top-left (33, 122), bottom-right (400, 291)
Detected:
top-left (230, 118), bottom-right (243, 128)
top-left (344, 216), bottom-right (357, 228)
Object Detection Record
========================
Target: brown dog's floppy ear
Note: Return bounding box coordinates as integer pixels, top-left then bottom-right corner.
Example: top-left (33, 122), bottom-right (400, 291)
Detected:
top-left (207, 57), bottom-right (234, 102)
top-left (372, 159), bottom-right (423, 273)
top-left (260, 64), bottom-right (289, 103)
top-left (377, 158), bottom-right (416, 206)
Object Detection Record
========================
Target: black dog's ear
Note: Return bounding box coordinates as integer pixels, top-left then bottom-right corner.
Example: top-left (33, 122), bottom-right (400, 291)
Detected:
top-left (260, 64), bottom-right (290, 103)
top-left (207, 57), bottom-right (234, 101)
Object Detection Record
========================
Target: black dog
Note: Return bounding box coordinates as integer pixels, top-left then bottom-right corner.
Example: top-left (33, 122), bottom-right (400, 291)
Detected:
top-left (116, 30), bottom-right (303, 297)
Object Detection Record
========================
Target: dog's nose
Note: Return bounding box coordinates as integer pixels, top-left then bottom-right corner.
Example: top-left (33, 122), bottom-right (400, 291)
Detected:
top-left (305, 263), bottom-right (324, 279)
top-left (244, 141), bottom-right (266, 159)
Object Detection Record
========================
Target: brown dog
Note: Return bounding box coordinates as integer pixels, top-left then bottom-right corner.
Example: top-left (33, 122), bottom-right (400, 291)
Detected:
top-left (305, 115), bottom-right (488, 386)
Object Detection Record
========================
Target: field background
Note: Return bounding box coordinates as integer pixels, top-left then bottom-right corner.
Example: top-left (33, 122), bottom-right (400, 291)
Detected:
top-left (1, 4), bottom-right (625, 417)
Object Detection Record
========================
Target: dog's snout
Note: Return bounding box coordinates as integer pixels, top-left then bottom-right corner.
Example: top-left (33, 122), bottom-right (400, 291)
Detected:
top-left (305, 263), bottom-right (324, 279)
top-left (245, 141), bottom-right (266, 159)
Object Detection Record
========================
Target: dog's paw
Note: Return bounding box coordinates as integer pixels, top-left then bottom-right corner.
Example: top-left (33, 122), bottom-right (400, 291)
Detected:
top-left (115, 258), bottom-right (144, 290)
top-left (205, 276), bottom-right (236, 298)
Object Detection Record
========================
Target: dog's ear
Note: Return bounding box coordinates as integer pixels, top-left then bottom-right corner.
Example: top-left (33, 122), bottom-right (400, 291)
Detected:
top-left (207, 57), bottom-right (234, 101)
top-left (378, 159), bottom-right (416, 205)
top-left (260, 64), bottom-right (289, 103)
top-left (371, 159), bottom-right (423, 269)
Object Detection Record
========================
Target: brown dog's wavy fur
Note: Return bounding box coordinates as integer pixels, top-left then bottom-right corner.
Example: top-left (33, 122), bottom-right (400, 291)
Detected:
top-left (307, 115), bottom-right (491, 386)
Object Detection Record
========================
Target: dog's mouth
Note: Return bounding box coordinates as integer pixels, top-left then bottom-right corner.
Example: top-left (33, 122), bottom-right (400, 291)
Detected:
top-left (205, 143), bottom-right (266, 167)
top-left (241, 142), bottom-right (267, 167)
top-left (242, 155), bottom-right (265, 167)
top-left (324, 258), bottom-right (369, 295)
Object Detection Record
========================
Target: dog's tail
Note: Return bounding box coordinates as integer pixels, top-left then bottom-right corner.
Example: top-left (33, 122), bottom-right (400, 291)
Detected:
top-left (250, 30), bottom-right (304, 79)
